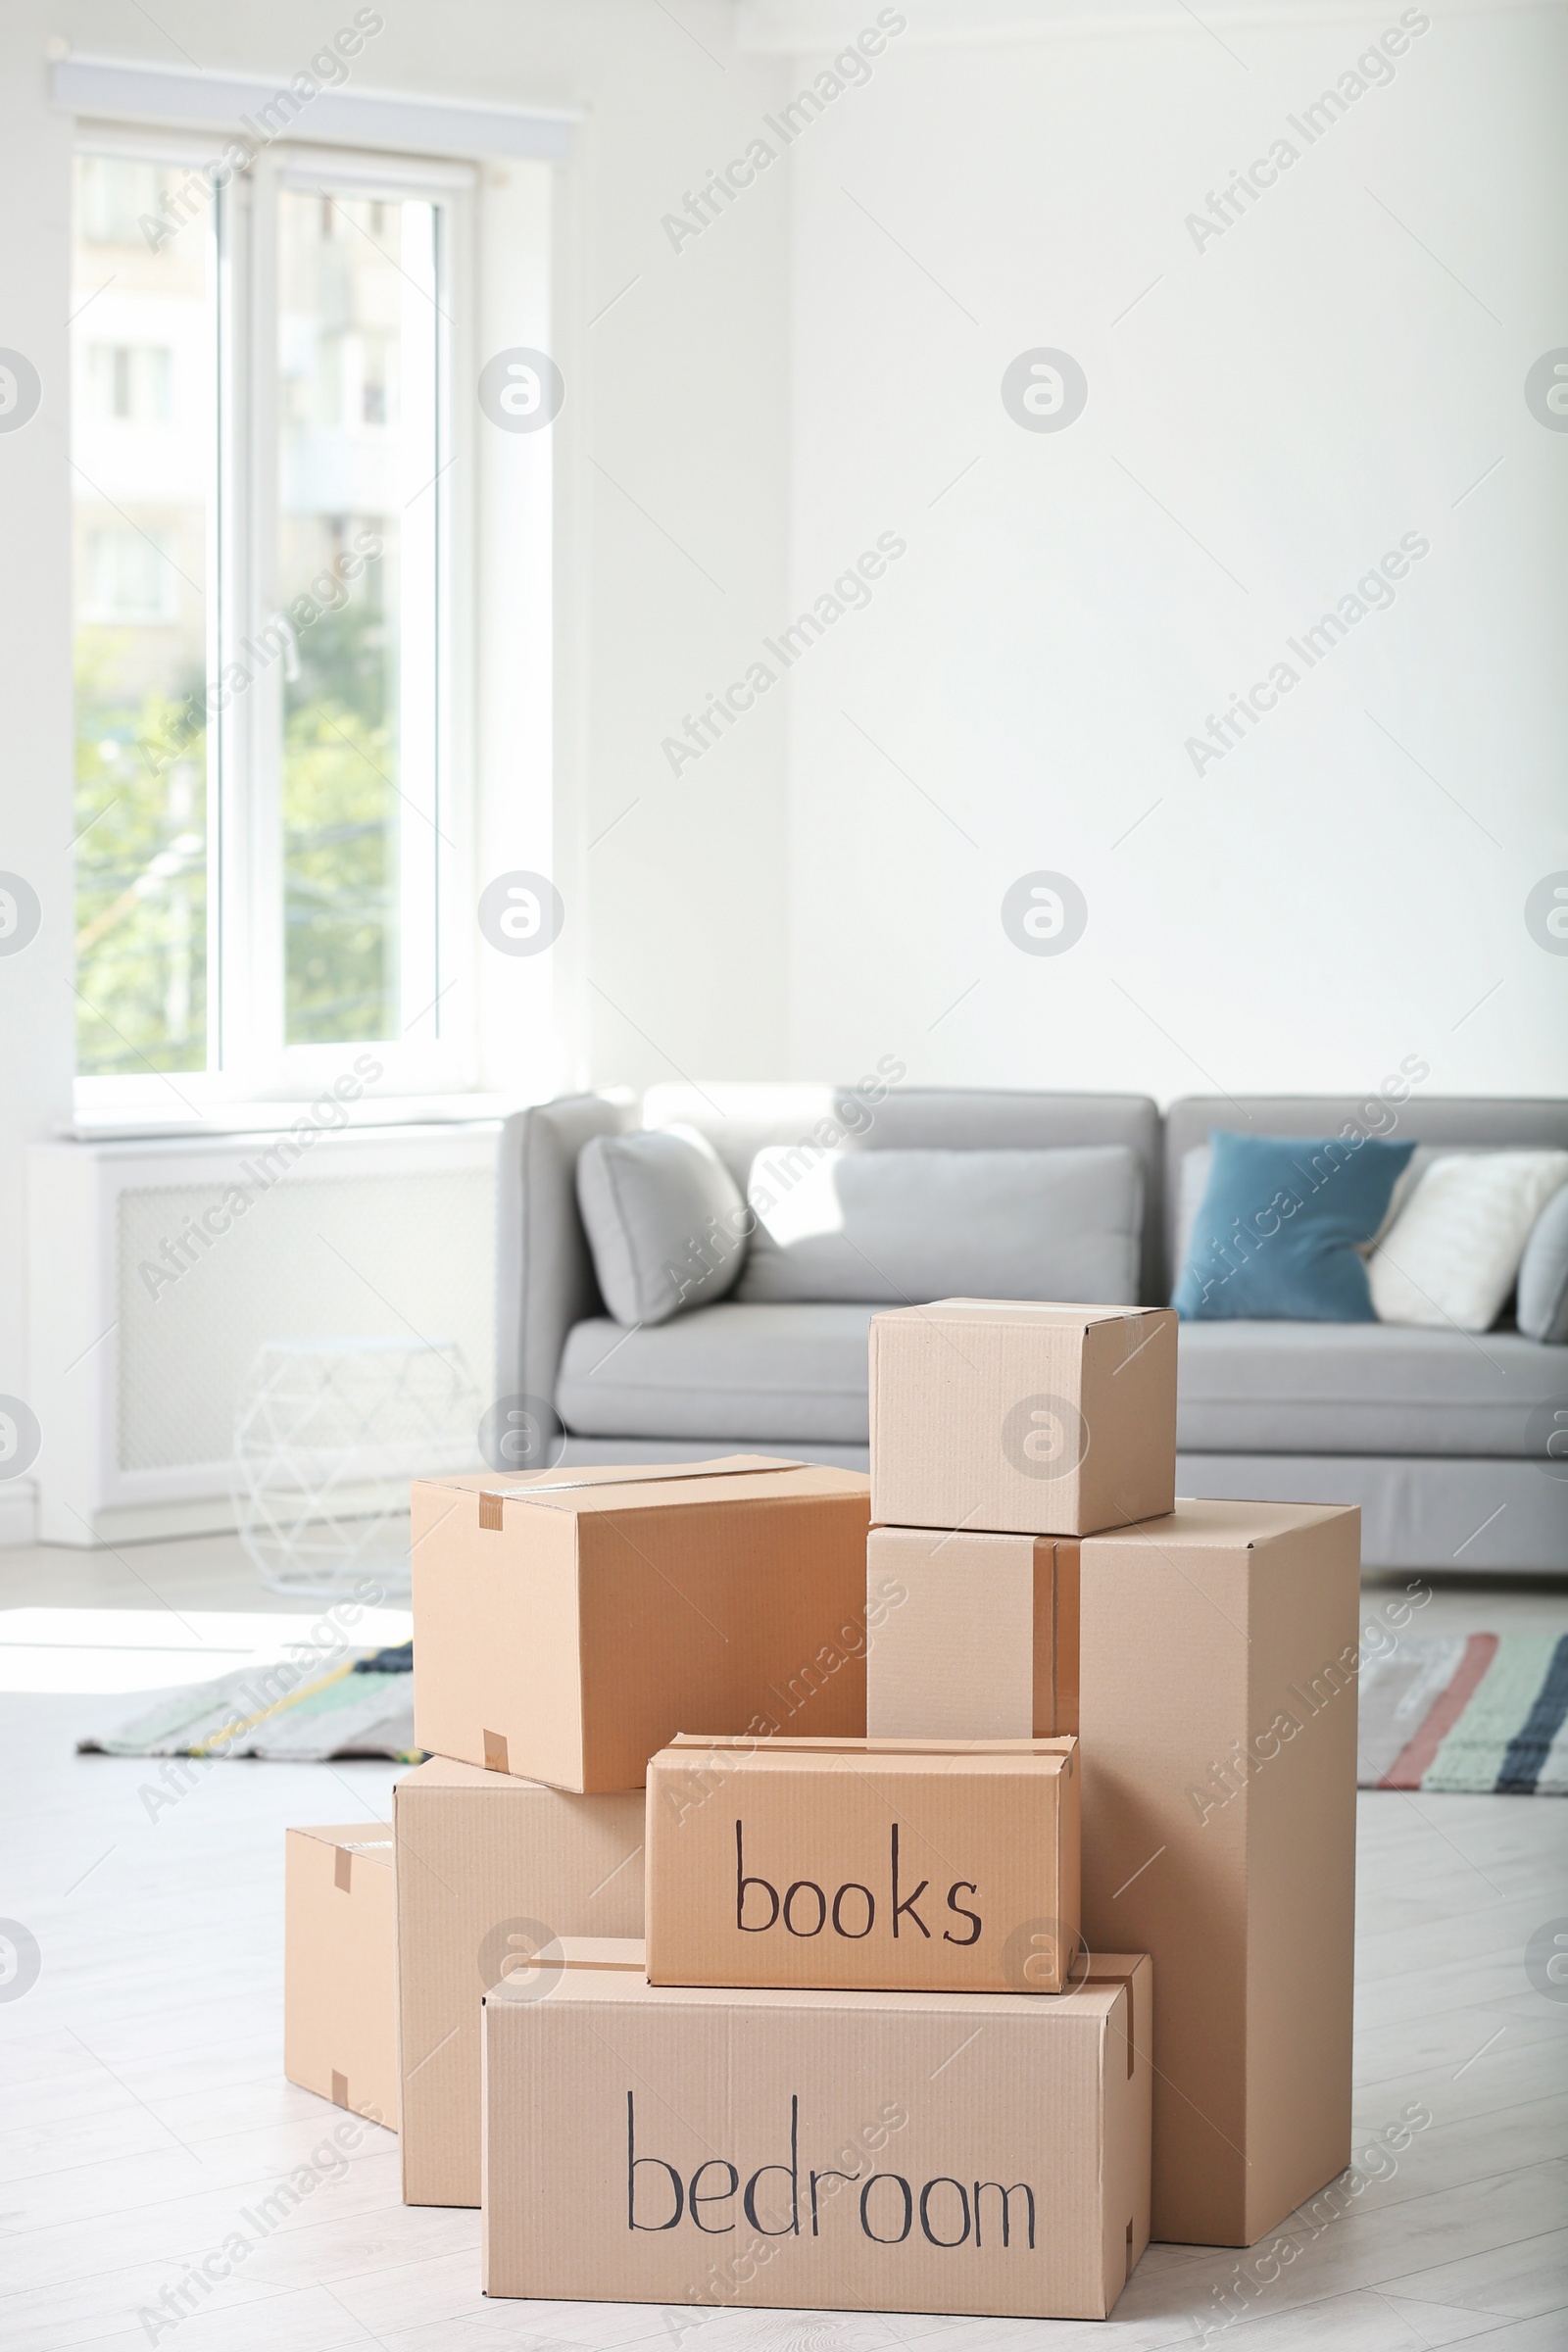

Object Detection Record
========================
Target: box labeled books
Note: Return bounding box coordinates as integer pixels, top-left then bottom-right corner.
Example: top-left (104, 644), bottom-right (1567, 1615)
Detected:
top-left (645, 1733), bottom-right (1079, 1994)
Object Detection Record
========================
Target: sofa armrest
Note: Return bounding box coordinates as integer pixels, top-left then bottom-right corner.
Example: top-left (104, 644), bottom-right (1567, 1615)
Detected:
top-left (495, 1092), bottom-right (636, 1414)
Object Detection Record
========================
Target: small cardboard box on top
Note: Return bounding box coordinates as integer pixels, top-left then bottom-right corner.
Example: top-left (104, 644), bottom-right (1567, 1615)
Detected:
top-left (864, 1499), bottom-right (1360, 2250)
top-left (481, 1937), bottom-right (1152, 2321)
top-left (645, 1734), bottom-right (1080, 1994)
top-left (284, 1823), bottom-right (397, 2130)
top-left (411, 1457), bottom-right (872, 1793)
top-left (868, 1300), bottom-right (1176, 1538)
top-left (395, 1756), bottom-right (645, 2208)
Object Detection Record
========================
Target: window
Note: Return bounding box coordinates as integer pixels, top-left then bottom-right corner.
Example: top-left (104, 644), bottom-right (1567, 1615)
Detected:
top-left (275, 184), bottom-right (437, 1050)
top-left (72, 148), bottom-right (213, 1078)
top-left (71, 132), bottom-right (473, 1104)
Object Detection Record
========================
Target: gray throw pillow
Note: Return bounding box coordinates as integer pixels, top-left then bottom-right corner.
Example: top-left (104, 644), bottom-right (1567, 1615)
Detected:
top-left (576, 1127), bottom-right (748, 1326)
top-left (735, 1145), bottom-right (1143, 1306)
top-left (1517, 1181), bottom-right (1568, 1344)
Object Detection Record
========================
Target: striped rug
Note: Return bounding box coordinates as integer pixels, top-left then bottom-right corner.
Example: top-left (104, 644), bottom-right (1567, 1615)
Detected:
top-left (1359, 1633), bottom-right (1568, 1793)
top-left (79, 1642), bottom-right (419, 1763)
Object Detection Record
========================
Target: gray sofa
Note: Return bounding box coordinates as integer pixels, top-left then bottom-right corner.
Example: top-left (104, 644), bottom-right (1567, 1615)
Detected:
top-left (495, 1085), bottom-right (1568, 1573)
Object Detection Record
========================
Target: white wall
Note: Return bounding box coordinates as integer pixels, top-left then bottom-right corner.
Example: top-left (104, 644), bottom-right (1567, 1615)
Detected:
top-left (0, 7), bottom-right (75, 1539)
top-left (779, 1), bottom-right (1568, 1102)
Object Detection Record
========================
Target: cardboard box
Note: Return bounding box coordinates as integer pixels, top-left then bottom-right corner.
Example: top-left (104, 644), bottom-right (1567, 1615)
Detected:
top-left (395, 1756), bottom-right (645, 2207)
top-left (868, 1300), bottom-right (1176, 1537)
top-left (482, 1937), bottom-right (1152, 2321)
top-left (284, 1823), bottom-right (397, 2128)
top-left (865, 1527), bottom-right (1079, 1739)
top-left (412, 1456), bottom-right (872, 1792)
top-left (864, 1498), bottom-right (1359, 2248)
top-left (646, 1733), bottom-right (1080, 1993)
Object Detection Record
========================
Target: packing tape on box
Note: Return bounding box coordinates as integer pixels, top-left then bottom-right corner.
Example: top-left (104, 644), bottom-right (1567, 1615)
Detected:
top-left (471, 1456), bottom-right (808, 1527)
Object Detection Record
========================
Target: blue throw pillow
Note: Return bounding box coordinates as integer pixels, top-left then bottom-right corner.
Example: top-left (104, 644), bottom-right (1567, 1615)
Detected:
top-left (1173, 1130), bottom-right (1415, 1322)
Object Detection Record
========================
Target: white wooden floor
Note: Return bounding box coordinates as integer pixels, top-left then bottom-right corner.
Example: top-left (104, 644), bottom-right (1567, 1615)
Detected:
top-left (2, 1539), bottom-right (1565, 2352)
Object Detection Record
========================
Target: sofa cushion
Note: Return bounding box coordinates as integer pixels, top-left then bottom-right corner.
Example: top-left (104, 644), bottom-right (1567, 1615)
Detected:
top-left (557, 1304), bottom-right (876, 1443)
top-left (1176, 1321), bottom-right (1568, 1456)
top-left (644, 1084), bottom-right (1164, 1303)
top-left (575, 1127), bottom-right (747, 1326)
top-left (735, 1145), bottom-right (1143, 1306)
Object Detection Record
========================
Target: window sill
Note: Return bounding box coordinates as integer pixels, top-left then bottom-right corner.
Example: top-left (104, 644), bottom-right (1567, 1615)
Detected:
top-left (64, 1089), bottom-right (520, 1144)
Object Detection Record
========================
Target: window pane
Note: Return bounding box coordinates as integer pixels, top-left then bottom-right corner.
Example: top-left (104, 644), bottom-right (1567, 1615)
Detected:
top-left (72, 155), bottom-right (212, 1075)
top-left (277, 188), bottom-right (439, 1047)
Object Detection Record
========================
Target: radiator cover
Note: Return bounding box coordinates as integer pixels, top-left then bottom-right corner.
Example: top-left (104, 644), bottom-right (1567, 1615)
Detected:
top-left (30, 1124), bottom-right (497, 1545)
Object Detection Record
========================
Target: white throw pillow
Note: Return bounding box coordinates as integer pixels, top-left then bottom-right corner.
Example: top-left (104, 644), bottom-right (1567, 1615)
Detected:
top-left (576, 1126), bottom-right (748, 1326)
top-left (1368, 1151), bottom-right (1568, 1331)
top-left (1173, 1146), bottom-right (1212, 1276)
top-left (736, 1145), bottom-right (1144, 1306)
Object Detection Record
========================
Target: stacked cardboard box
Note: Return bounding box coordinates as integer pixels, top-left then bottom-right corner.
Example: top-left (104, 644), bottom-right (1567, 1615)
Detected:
top-left (285, 1454), bottom-right (872, 2203)
top-left (407, 1456), bottom-right (875, 1789)
top-left (613, 1730), bottom-right (1147, 2321)
top-left (283, 1823), bottom-right (398, 2129)
top-left (283, 1318), bottom-right (1359, 2317)
top-left (453, 1455), bottom-right (1149, 2316)
top-left (403, 1453), bottom-right (874, 2208)
top-left (484, 1935), bottom-right (1151, 2320)
top-left (864, 1300), bottom-right (1360, 2249)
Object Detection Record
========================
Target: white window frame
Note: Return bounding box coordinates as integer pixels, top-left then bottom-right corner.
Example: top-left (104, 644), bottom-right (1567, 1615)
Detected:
top-left (71, 121), bottom-right (478, 1123)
